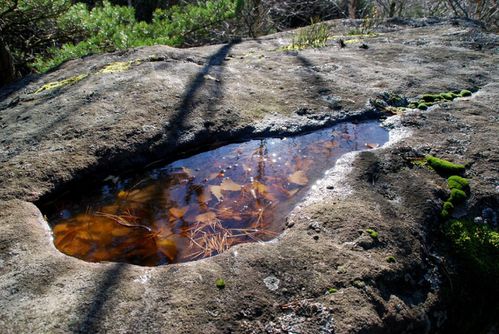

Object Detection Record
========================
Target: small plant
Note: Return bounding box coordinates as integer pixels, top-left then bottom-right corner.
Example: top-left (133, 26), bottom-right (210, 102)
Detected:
top-left (285, 19), bottom-right (330, 51)
top-left (386, 256), bottom-right (396, 263)
top-left (215, 278), bottom-right (225, 289)
top-left (327, 287), bottom-right (337, 294)
top-left (366, 228), bottom-right (379, 239)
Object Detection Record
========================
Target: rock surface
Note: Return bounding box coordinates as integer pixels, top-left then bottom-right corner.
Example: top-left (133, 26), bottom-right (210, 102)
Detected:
top-left (0, 18), bottom-right (498, 333)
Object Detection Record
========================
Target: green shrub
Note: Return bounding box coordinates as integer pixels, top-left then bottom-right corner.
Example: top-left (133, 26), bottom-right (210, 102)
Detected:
top-left (445, 219), bottom-right (499, 277)
top-left (386, 256), bottom-right (396, 263)
top-left (32, 0), bottom-right (239, 72)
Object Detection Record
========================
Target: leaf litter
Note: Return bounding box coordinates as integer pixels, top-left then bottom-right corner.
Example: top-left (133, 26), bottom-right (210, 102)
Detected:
top-left (45, 121), bottom-right (388, 266)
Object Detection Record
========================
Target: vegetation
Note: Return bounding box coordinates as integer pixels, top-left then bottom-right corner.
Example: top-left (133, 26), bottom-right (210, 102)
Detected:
top-left (327, 287), bottom-right (337, 294)
top-left (1, 0), bottom-right (497, 86)
top-left (32, 0), bottom-right (239, 72)
top-left (284, 20), bottom-right (330, 50)
top-left (425, 155), bottom-right (465, 175)
top-left (366, 228), bottom-right (379, 239)
top-left (447, 175), bottom-right (469, 191)
top-left (386, 256), bottom-right (396, 263)
top-left (445, 219), bottom-right (499, 277)
top-left (215, 278), bottom-right (226, 289)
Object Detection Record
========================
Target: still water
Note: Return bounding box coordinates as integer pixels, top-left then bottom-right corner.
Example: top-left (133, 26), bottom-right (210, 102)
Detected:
top-left (44, 121), bottom-right (388, 266)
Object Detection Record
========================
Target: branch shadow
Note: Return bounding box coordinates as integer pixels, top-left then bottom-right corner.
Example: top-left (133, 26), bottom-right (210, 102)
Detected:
top-left (70, 263), bottom-right (126, 334)
top-left (66, 42), bottom-right (238, 333)
top-left (168, 40), bottom-right (239, 140)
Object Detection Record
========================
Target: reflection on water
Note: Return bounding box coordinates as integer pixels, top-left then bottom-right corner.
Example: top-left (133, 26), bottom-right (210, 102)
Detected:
top-left (44, 121), bottom-right (388, 266)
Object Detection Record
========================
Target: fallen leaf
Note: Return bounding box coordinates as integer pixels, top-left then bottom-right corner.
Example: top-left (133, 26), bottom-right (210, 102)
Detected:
top-left (197, 187), bottom-right (212, 204)
top-left (195, 211), bottom-right (218, 224)
top-left (156, 238), bottom-right (177, 261)
top-left (208, 172), bottom-right (221, 180)
top-left (287, 188), bottom-right (299, 197)
top-left (252, 181), bottom-right (268, 194)
top-left (365, 143), bottom-right (379, 149)
top-left (341, 133), bottom-right (352, 140)
top-left (210, 185), bottom-right (224, 201)
top-left (323, 141), bottom-right (339, 149)
top-left (295, 158), bottom-right (313, 171)
top-left (288, 170), bottom-right (308, 186)
top-left (220, 178), bottom-right (242, 191)
top-left (169, 207), bottom-right (188, 220)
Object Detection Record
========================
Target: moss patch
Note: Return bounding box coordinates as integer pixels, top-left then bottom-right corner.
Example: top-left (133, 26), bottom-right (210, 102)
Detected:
top-left (425, 155), bottom-right (465, 175)
top-left (448, 175), bottom-right (469, 191)
top-left (417, 103), bottom-right (428, 110)
top-left (34, 74), bottom-right (88, 94)
top-left (366, 228), bottom-right (379, 239)
top-left (215, 278), bottom-right (225, 289)
top-left (460, 89), bottom-right (472, 97)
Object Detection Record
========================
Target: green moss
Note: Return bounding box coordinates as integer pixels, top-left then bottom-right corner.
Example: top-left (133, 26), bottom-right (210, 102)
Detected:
top-left (450, 92), bottom-right (460, 99)
top-left (421, 94), bottom-right (440, 102)
top-left (327, 287), bottom-right (338, 294)
top-left (34, 74), bottom-right (88, 94)
top-left (448, 175), bottom-right (470, 191)
top-left (366, 228), bottom-right (379, 239)
top-left (440, 92), bottom-right (455, 100)
top-left (215, 278), bottom-right (225, 289)
top-left (417, 103), bottom-right (428, 110)
top-left (352, 280), bottom-right (366, 288)
top-left (443, 201), bottom-right (455, 211)
top-left (445, 219), bottom-right (499, 277)
top-left (386, 256), bottom-right (396, 263)
top-left (407, 103), bottom-right (417, 109)
top-left (425, 155), bottom-right (465, 175)
top-left (441, 209), bottom-right (450, 219)
top-left (449, 188), bottom-right (467, 203)
top-left (460, 89), bottom-right (472, 97)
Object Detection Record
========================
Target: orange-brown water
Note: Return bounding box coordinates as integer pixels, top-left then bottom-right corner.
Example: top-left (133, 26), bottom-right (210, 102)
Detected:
top-left (44, 121), bottom-right (388, 266)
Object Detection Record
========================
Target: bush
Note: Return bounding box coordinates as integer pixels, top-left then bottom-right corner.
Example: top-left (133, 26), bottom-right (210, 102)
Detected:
top-left (445, 219), bottom-right (499, 277)
top-left (32, 0), bottom-right (239, 72)
top-left (0, 0), bottom-right (73, 79)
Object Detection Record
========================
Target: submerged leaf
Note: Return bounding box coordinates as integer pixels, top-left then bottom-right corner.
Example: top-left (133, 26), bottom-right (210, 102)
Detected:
top-left (169, 207), bottom-right (188, 220)
top-left (288, 170), bottom-right (308, 186)
top-left (220, 178), bottom-right (242, 191)
top-left (210, 185), bottom-right (224, 201)
top-left (195, 211), bottom-right (218, 224)
top-left (156, 238), bottom-right (177, 261)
